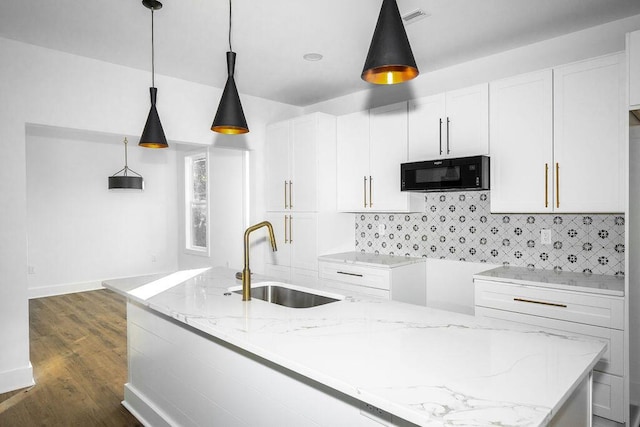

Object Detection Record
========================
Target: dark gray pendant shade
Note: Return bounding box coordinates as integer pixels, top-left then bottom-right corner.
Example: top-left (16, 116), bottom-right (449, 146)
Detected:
top-left (139, 87), bottom-right (168, 148)
top-left (362, 0), bottom-right (419, 84)
top-left (139, 0), bottom-right (168, 148)
top-left (212, 53), bottom-right (249, 134)
top-left (109, 137), bottom-right (144, 190)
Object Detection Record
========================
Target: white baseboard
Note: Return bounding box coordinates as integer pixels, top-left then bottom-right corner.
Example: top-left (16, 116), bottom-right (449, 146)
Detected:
top-left (123, 383), bottom-right (173, 427)
top-left (0, 363), bottom-right (34, 394)
top-left (28, 280), bottom-right (104, 299)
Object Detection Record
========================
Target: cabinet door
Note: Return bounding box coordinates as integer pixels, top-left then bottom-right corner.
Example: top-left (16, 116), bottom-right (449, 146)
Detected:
top-left (630, 30), bottom-right (640, 108)
top-left (265, 121), bottom-right (291, 212)
top-left (289, 213), bottom-right (318, 271)
top-left (369, 102), bottom-right (409, 211)
top-left (337, 110), bottom-right (370, 211)
top-left (264, 213), bottom-right (291, 267)
top-left (553, 54), bottom-right (625, 213)
top-left (490, 70), bottom-right (554, 213)
top-left (408, 93), bottom-right (446, 160)
top-left (291, 115), bottom-right (318, 212)
top-left (444, 83), bottom-right (489, 157)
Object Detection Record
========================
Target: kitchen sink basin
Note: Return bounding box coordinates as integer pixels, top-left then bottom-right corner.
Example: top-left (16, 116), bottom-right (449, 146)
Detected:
top-left (229, 282), bottom-right (343, 308)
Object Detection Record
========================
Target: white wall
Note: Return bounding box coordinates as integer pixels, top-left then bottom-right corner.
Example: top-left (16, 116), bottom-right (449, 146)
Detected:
top-left (25, 130), bottom-right (179, 298)
top-left (0, 36), bottom-right (300, 394)
top-left (304, 14), bottom-right (640, 116)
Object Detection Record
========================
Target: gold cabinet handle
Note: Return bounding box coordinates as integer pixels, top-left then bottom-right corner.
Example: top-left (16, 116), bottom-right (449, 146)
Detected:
top-left (284, 180), bottom-right (288, 210)
top-left (555, 162), bottom-right (559, 209)
top-left (288, 215), bottom-right (292, 243)
top-left (514, 297), bottom-right (567, 308)
top-left (284, 215), bottom-right (288, 243)
top-left (363, 176), bottom-right (368, 208)
top-left (369, 176), bottom-right (373, 208)
top-left (544, 163), bottom-right (549, 208)
top-left (289, 180), bottom-right (293, 210)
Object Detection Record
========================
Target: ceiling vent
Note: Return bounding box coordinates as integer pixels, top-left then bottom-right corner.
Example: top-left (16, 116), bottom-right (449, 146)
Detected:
top-left (402, 9), bottom-right (429, 25)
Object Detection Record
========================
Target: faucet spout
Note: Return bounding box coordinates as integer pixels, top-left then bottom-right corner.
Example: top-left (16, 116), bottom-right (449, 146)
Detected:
top-left (242, 221), bottom-right (277, 301)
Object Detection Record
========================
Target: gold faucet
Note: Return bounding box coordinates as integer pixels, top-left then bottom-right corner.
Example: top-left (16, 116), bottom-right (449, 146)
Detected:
top-left (242, 221), bottom-right (277, 301)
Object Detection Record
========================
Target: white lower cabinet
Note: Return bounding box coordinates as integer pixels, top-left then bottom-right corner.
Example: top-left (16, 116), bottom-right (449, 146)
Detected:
top-left (474, 279), bottom-right (625, 424)
top-left (318, 255), bottom-right (426, 305)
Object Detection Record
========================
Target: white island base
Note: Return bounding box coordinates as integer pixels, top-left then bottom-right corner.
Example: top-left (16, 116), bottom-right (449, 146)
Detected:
top-left (124, 302), bottom-right (593, 427)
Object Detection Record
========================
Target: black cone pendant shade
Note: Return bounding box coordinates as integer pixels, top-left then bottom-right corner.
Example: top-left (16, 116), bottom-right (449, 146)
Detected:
top-left (211, 51), bottom-right (249, 134)
top-left (140, 87), bottom-right (168, 148)
top-left (362, 0), bottom-right (419, 85)
top-left (139, 0), bottom-right (168, 148)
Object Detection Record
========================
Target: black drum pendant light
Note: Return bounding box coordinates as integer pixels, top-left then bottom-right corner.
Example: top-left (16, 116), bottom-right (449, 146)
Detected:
top-left (139, 0), bottom-right (168, 148)
top-left (211, 0), bottom-right (249, 134)
top-left (362, 0), bottom-right (419, 85)
top-left (109, 138), bottom-right (144, 190)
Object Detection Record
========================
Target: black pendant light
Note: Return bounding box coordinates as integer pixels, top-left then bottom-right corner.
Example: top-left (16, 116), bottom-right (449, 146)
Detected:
top-left (139, 0), bottom-right (168, 148)
top-left (362, 0), bottom-right (419, 85)
top-left (211, 0), bottom-right (249, 134)
top-left (109, 138), bottom-right (144, 190)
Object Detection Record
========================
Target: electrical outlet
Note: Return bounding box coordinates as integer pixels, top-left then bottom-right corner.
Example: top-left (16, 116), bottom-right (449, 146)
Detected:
top-left (378, 223), bottom-right (386, 236)
top-left (151, 255), bottom-right (157, 262)
top-left (27, 265), bottom-right (36, 274)
top-left (360, 402), bottom-right (392, 425)
top-left (540, 229), bottom-right (552, 245)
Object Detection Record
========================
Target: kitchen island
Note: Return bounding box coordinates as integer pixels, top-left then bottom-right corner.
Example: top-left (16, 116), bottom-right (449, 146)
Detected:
top-left (104, 267), bottom-right (605, 426)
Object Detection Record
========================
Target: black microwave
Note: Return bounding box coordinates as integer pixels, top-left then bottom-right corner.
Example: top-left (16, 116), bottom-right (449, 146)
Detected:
top-left (401, 155), bottom-right (489, 192)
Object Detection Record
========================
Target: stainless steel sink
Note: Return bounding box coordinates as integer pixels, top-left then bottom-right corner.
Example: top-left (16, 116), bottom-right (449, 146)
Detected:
top-left (229, 282), bottom-right (342, 308)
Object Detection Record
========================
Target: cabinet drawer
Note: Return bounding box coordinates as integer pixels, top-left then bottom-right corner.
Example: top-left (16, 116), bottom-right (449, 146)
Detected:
top-left (321, 279), bottom-right (390, 299)
top-left (593, 371), bottom-right (624, 422)
top-left (475, 307), bottom-right (623, 376)
top-left (474, 280), bottom-right (624, 329)
top-left (319, 261), bottom-right (390, 290)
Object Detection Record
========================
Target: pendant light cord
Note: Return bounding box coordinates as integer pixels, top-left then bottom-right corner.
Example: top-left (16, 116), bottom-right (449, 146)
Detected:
top-left (151, 8), bottom-right (155, 88)
top-left (228, 0), bottom-right (232, 52)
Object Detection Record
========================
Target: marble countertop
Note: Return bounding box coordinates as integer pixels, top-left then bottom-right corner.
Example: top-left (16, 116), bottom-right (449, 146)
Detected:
top-left (318, 251), bottom-right (426, 268)
top-left (474, 266), bottom-right (624, 297)
top-left (104, 267), bottom-right (605, 427)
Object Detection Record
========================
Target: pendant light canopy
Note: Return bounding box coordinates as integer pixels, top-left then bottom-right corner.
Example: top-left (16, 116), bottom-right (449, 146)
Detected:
top-left (362, 0), bottom-right (419, 85)
top-left (212, 0), bottom-right (249, 134)
top-left (139, 0), bottom-right (168, 148)
top-left (109, 138), bottom-right (144, 190)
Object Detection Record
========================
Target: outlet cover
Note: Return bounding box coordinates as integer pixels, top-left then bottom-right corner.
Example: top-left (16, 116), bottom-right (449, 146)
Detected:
top-left (540, 229), bottom-right (552, 245)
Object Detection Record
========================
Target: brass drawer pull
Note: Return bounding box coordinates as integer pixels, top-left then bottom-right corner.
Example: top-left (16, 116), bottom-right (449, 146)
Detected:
top-left (337, 271), bottom-right (364, 278)
top-left (514, 297), bottom-right (567, 308)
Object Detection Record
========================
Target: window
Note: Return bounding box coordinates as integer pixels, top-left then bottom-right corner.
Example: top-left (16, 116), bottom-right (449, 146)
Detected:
top-left (185, 151), bottom-right (209, 254)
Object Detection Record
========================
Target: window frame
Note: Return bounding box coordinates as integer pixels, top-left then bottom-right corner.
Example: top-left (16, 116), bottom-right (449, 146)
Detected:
top-left (184, 150), bottom-right (210, 256)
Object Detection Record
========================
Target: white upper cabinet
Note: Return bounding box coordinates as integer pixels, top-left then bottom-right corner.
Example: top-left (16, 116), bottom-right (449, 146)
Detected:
top-left (265, 113), bottom-right (337, 213)
top-left (629, 29), bottom-right (640, 109)
top-left (553, 54), bottom-right (625, 213)
top-left (490, 54), bottom-right (625, 213)
top-left (336, 110), bottom-right (370, 212)
top-left (490, 70), bottom-right (554, 213)
top-left (408, 83), bottom-right (489, 161)
top-left (337, 102), bottom-right (421, 212)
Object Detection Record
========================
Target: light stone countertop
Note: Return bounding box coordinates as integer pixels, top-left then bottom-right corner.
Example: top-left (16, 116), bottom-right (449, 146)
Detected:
top-left (104, 267), bottom-right (605, 427)
top-left (318, 251), bottom-right (426, 268)
top-left (474, 265), bottom-right (624, 297)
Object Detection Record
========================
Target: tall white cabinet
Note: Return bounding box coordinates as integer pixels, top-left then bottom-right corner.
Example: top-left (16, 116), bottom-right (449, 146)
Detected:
top-left (336, 102), bottom-right (421, 212)
top-left (265, 113), bottom-right (352, 283)
top-left (490, 53), bottom-right (625, 213)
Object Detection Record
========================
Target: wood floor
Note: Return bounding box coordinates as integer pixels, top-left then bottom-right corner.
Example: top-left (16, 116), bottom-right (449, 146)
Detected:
top-left (0, 289), bottom-right (142, 426)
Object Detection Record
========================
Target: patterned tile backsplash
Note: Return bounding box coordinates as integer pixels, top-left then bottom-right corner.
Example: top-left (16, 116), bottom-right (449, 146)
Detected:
top-left (354, 191), bottom-right (625, 276)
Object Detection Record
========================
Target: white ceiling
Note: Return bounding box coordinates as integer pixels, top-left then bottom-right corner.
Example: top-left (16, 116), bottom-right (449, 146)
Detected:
top-left (1, 0), bottom-right (640, 106)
